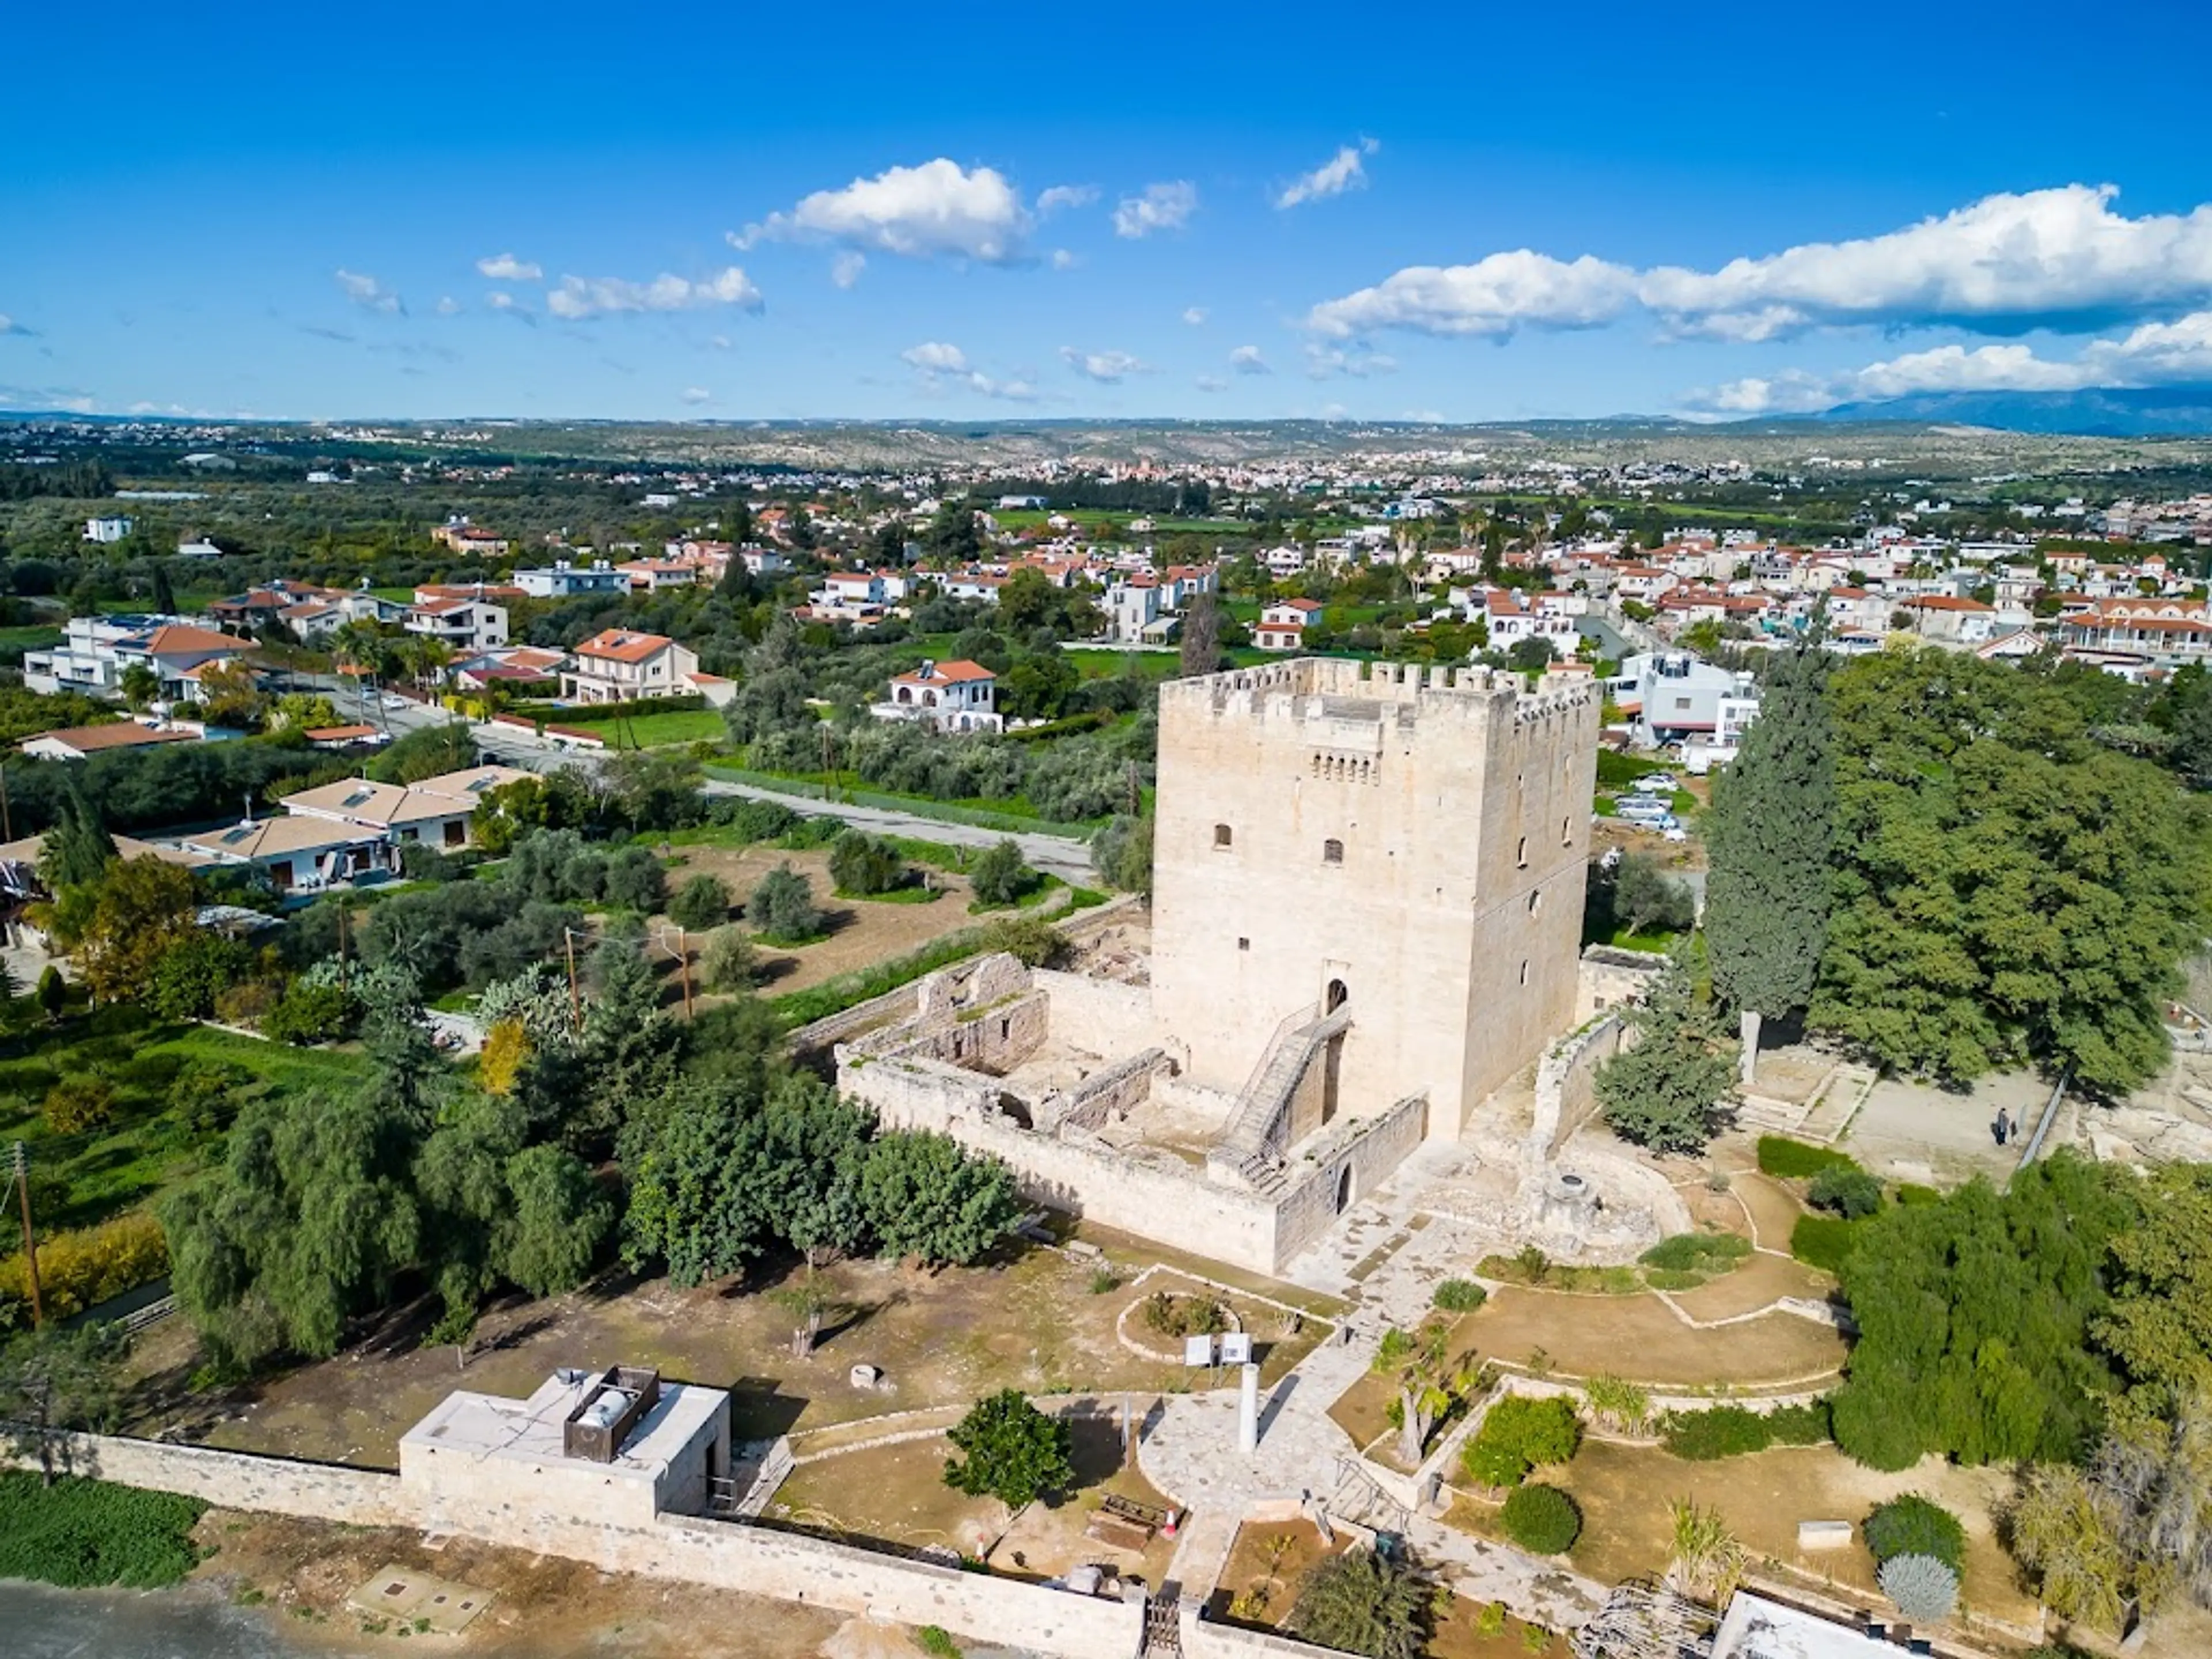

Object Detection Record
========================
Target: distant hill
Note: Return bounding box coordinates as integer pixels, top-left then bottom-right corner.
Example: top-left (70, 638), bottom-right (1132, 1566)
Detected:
top-left (1816, 385), bottom-right (2212, 437)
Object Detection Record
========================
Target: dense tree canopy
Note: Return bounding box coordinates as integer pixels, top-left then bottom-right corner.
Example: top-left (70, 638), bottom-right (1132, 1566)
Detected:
top-left (1811, 648), bottom-right (2212, 1092)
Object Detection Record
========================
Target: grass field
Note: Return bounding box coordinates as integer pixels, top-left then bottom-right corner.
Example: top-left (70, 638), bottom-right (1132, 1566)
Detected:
top-left (0, 1016), bottom-right (372, 1232)
top-left (0, 1472), bottom-right (207, 1589)
top-left (0, 623), bottom-right (63, 651)
top-left (592, 709), bottom-right (727, 748)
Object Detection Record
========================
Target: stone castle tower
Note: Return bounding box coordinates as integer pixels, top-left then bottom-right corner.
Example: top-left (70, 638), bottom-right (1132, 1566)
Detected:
top-left (1150, 658), bottom-right (1600, 1141)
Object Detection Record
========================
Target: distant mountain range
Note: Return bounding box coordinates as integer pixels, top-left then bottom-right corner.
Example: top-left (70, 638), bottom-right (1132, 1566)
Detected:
top-left (1815, 385), bottom-right (2212, 437)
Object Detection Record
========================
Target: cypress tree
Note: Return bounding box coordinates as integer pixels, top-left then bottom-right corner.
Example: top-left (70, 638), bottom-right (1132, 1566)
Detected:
top-left (1703, 627), bottom-right (1836, 1082)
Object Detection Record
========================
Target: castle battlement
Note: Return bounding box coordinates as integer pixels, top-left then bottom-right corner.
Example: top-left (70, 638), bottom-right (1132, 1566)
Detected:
top-left (1162, 657), bottom-right (1598, 730)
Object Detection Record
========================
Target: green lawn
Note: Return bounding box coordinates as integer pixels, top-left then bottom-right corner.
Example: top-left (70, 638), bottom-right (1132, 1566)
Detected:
top-left (590, 709), bottom-right (728, 748)
top-left (0, 1016), bottom-right (372, 1232)
top-left (0, 624), bottom-right (63, 651)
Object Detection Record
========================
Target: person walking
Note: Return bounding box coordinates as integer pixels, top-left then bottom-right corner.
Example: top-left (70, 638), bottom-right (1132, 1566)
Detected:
top-left (1994, 1107), bottom-right (2011, 1147)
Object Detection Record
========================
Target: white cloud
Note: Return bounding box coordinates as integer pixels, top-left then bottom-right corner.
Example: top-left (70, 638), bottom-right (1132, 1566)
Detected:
top-left (1113, 181), bottom-right (1198, 240)
top-left (1051, 249), bottom-right (1080, 271)
top-left (484, 291), bottom-right (533, 323)
top-left (0, 314), bottom-right (24, 336)
top-left (1309, 185), bottom-right (2212, 344)
top-left (736, 158), bottom-right (1031, 264)
top-left (902, 342), bottom-right (969, 373)
top-left (1195, 375), bottom-right (1228, 393)
top-left (546, 267), bottom-right (762, 320)
top-left (1690, 309), bottom-right (2212, 414)
top-left (1060, 347), bottom-right (1146, 382)
top-left (1274, 138), bottom-right (1378, 210)
top-left (681, 387), bottom-right (712, 405)
top-left (476, 252), bottom-right (543, 281)
top-left (900, 341), bottom-right (1036, 402)
top-left (1304, 343), bottom-right (1397, 380)
top-left (710, 334), bottom-right (732, 350)
top-left (1036, 184), bottom-right (1097, 216)
top-left (1230, 344), bottom-right (1271, 376)
top-left (1308, 251), bottom-right (1636, 339)
top-left (334, 269), bottom-right (403, 315)
top-left (1182, 306), bottom-right (1208, 325)
top-left (435, 296), bottom-right (463, 316)
top-left (830, 251), bottom-right (867, 289)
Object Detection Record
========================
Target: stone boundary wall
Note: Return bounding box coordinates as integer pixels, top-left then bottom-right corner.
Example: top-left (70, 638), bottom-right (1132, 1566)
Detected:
top-left (3, 1431), bottom-right (411, 1525)
top-left (2, 1430), bottom-right (1145, 1659)
top-left (1268, 1094), bottom-right (1427, 1271)
top-left (1527, 1012), bottom-right (1626, 1162)
top-left (1046, 1047), bottom-right (1171, 1134)
top-left (788, 980), bottom-right (926, 1054)
top-left (1183, 1605), bottom-right (1340, 1659)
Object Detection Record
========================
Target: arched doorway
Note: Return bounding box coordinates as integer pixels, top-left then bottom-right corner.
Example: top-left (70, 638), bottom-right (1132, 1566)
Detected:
top-left (1325, 978), bottom-right (1348, 1014)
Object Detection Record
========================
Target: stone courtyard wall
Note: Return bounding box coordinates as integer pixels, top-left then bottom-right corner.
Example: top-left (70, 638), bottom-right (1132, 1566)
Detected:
top-left (3, 1431), bottom-right (1144, 1659)
top-left (1268, 1094), bottom-right (1429, 1270)
top-left (1528, 1012), bottom-right (1627, 1161)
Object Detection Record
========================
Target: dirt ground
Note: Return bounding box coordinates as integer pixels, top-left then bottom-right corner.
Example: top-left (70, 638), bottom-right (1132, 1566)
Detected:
top-left (1459, 1286), bottom-right (1848, 1389)
top-left (1461, 1438), bottom-right (2044, 1631)
top-left (773, 1414), bottom-right (1178, 1586)
top-left (650, 843), bottom-right (980, 998)
top-left (191, 1507), bottom-right (844, 1657)
top-left (1210, 1521), bottom-right (1570, 1657)
top-left (135, 1249), bottom-right (1324, 1466)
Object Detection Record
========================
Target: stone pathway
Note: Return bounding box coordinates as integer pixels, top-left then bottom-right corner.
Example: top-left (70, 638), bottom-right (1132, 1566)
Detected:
top-left (1137, 1141), bottom-right (1608, 1632)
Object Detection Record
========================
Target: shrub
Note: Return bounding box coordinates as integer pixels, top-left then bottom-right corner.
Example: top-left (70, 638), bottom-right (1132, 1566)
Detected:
top-left (1895, 1182), bottom-right (1943, 1207)
top-left (0, 1210), bottom-right (169, 1329)
top-left (262, 978), bottom-right (359, 1045)
top-left (43, 1075), bottom-right (117, 1135)
top-left (1639, 1232), bottom-right (1754, 1273)
top-left (1661, 1406), bottom-right (1776, 1461)
top-left (1757, 1136), bottom-right (1862, 1180)
top-left (749, 863), bottom-right (825, 943)
top-left (1789, 1213), bottom-right (1866, 1274)
top-left (979, 913), bottom-right (1066, 967)
top-left (147, 931), bottom-right (253, 1021)
top-left (0, 1472), bottom-right (207, 1589)
top-left (700, 926), bottom-right (758, 991)
top-left (602, 846), bottom-right (669, 914)
top-left (915, 1627), bottom-right (962, 1659)
top-left (1764, 1399), bottom-right (1834, 1445)
top-left (1475, 1601), bottom-right (1508, 1637)
top-left (1499, 1483), bottom-right (1582, 1554)
top-left (1878, 1553), bottom-right (1959, 1623)
top-left (1809, 1166), bottom-right (1885, 1219)
top-left (668, 873), bottom-right (733, 931)
top-left (1433, 1279), bottom-right (1487, 1313)
top-left (1463, 1435), bottom-right (1535, 1489)
top-left (1142, 1291), bottom-right (1229, 1338)
top-left (1865, 1494), bottom-right (1967, 1573)
top-left (968, 838), bottom-right (1035, 907)
top-left (829, 830), bottom-right (906, 896)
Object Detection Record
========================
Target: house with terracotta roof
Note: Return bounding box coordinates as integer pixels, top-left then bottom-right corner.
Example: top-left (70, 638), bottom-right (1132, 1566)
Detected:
top-left (560, 629), bottom-right (702, 705)
top-left (430, 519), bottom-right (510, 559)
top-left (615, 558), bottom-right (701, 592)
top-left (872, 659), bottom-right (1001, 733)
top-left (20, 722), bottom-right (200, 762)
top-left (24, 615), bottom-right (258, 703)
top-left (1254, 598), bottom-right (1322, 652)
top-left (1898, 593), bottom-right (1997, 647)
top-left (2057, 596), bottom-right (2212, 665)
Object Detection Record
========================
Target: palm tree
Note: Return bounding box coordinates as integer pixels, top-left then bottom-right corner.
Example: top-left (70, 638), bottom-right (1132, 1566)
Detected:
top-left (116, 662), bottom-right (160, 714)
top-left (1373, 1319), bottom-right (1472, 1467)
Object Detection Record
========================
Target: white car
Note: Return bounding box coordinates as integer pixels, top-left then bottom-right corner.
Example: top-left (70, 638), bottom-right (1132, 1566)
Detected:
top-left (382, 694), bottom-right (410, 710)
top-left (1661, 825), bottom-right (1690, 843)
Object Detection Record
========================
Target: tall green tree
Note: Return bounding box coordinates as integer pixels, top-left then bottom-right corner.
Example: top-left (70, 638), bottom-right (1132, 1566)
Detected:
top-left (1287, 1548), bottom-right (1431, 1659)
top-left (941, 1389), bottom-right (1073, 1511)
top-left (1703, 631), bottom-right (1835, 1082)
top-left (860, 1131), bottom-right (1019, 1267)
top-left (1594, 956), bottom-right (1740, 1154)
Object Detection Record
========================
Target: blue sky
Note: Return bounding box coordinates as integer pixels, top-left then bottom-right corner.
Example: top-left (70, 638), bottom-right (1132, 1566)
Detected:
top-left (5, 1), bottom-right (2210, 424)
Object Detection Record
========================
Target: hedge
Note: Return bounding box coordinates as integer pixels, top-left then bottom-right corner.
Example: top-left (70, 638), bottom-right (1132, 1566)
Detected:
top-left (0, 1471), bottom-right (208, 1588)
top-left (1639, 1233), bottom-right (1753, 1274)
top-left (1790, 1213), bottom-right (1868, 1274)
top-left (0, 1210), bottom-right (169, 1331)
top-left (1757, 1136), bottom-right (1863, 1180)
top-left (1661, 1400), bottom-right (1831, 1460)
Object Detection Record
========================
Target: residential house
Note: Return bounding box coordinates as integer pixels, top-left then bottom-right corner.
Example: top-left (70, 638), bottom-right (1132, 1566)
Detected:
top-left (1254, 598), bottom-right (1322, 651)
top-left (1898, 594), bottom-right (1997, 647)
top-left (406, 596), bottom-right (509, 655)
top-left (84, 516), bottom-right (134, 544)
top-left (23, 616), bottom-right (256, 703)
top-left (615, 558), bottom-right (701, 592)
top-left (181, 764), bottom-right (533, 889)
top-left (514, 561), bottom-right (628, 599)
top-left (560, 628), bottom-right (702, 704)
top-left (430, 519), bottom-right (511, 559)
top-left (2056, 596), bottom-right (2212, 664)
top-left (1611, 651), bottom-right (1760, 749)
top-left (452, 645), bottom-right (566, 695)
top-left (20, 723), bottom-right (199, 762)
top-left (1103, 577), bottom-right (1164, 643)
top-left (872, 658), bottom-right (1002, 734)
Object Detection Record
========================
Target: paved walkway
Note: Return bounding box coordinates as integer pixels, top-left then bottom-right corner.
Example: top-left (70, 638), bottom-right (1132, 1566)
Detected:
top-left (1135, 1139), bottom-right (1609, 1631)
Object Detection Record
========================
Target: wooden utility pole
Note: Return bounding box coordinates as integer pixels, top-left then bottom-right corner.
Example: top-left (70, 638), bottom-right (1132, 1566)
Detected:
top-left (12, 1141), bottom-right (43, 1328)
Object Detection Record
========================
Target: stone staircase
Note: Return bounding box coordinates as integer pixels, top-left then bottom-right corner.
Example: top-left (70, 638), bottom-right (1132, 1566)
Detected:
top-left (1214, 1005), bottom-right (1353, 1172)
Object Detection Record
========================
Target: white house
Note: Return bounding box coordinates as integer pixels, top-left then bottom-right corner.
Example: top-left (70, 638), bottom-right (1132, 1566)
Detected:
top-left (1103, 578), bottom-right (1164, 643)
top-left (1255, 598), bottom-right (1322, 651)
top-left (872, 658), bottom-right (1001, 733)
top-left (1612, 650), bottom-right (1760, 749)
top-left (560, 628), bottom-right (702, 704)
top-left (514, 561), bottom-right (628, 599)
top-left (406, 597), bottom-right (509, 655)
top-left (84, 516), bottom-right (134, 544)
